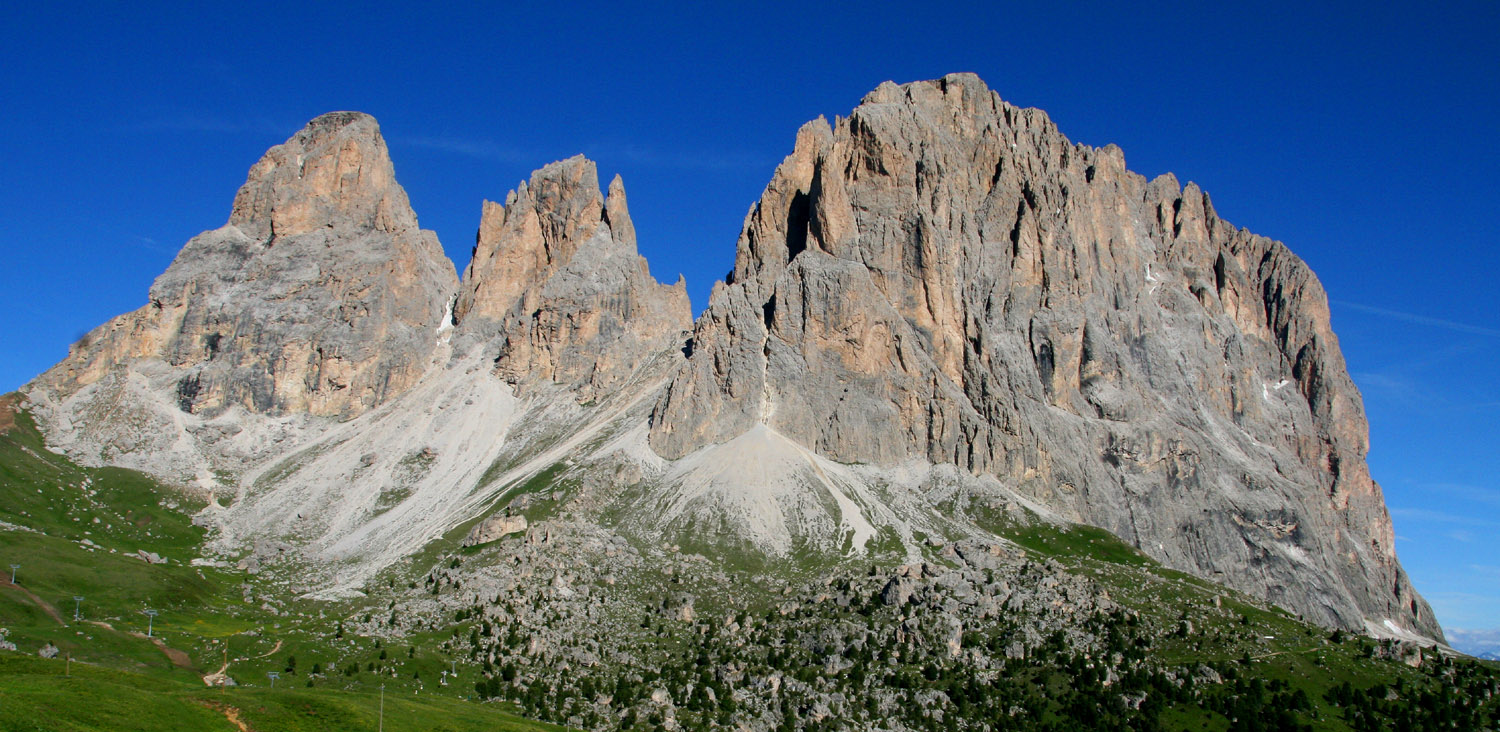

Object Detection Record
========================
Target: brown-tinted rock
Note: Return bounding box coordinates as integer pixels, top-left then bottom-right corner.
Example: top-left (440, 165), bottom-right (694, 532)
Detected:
top-left (30, 112), bottom-right (457, 420)
top-left (464, 513), bottom-right (528, 546)
top-left (455, 156), bottom-right (692, 401)
top-left (650, 74), bottom-right (1437, 638)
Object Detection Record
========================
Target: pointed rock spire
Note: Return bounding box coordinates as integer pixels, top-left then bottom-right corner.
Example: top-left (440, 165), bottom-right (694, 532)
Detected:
top-left (228, 111), bottom-right (418, 241)
top-left (32, 111), bottom-right (458, 420)
top-left (455, 155), bottom-right (691, 400)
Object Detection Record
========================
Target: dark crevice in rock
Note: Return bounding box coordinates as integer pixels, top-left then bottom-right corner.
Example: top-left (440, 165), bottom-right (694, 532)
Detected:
top-left (784, 190), bottom-right (811, 263)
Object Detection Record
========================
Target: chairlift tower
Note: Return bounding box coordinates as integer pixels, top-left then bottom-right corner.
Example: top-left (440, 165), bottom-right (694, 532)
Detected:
top-left (143, 608), bottom-right (158, 637)
top-left (73, 596), bottom-right (84, 621)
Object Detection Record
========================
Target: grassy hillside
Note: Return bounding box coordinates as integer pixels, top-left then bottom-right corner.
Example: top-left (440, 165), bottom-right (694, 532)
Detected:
top-left (0, 654), bottom-right (563, 731)
top-left (0, 396), bottom-right (561, 731)
top-left (2, 393), bottom-right (1496, 731)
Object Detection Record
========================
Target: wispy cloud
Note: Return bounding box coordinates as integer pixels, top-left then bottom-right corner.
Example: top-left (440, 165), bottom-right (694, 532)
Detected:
top-left (1333, 300), bottom-right (1500, 339)
top-left (584, 143), bottom-right (777, 172)
top-left (1444, 627), bottom-right (1500, 656)
top-left (1417, 482), bottom-right (1500, 509)
top-left (398, 135), bottom-right (537, 164)
top-left (1389, 507), bottom-right (1500, 528)
top-left (393, 135), bottom-right (777, 173)
top-left (1349, 339), bottom-right (1497, 412)
top-left (132, 236), bottom-right (176, 256)
top-left (129, 115), bottom-right (295, 138)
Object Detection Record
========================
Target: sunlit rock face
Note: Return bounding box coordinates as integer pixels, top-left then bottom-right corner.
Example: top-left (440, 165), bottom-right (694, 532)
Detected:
top-left (32, 111), bottom-right (458, 420)
top-left (20, 80), bottom-right (1437, 641)
top-left (454, 155), bottom-right (692, 403)
top-left (650, 73), bottom-right (1437, 639)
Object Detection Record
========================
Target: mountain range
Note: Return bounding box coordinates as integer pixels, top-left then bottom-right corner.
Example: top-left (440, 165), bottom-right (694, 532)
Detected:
top-left (20, 74), bottom-right (1437, 647)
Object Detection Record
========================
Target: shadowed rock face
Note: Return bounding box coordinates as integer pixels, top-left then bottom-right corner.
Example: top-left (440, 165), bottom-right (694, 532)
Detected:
top-left (455, 155), bottom-right (692, 402)
top-left (19, 83), bottom-right (1436, 641)
top-left (31, 112), bottom-right (458, 420)
top-left (650, 73), bottom-right (1438, 638)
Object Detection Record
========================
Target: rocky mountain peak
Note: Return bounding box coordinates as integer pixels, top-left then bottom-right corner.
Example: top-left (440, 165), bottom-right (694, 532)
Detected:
top-left (455, 156), bottom-right (691, 399)
top-left (228, 111), bottom-right (417, 242)
top-left (604, 173), bottom-right (636, 248)
top-left (454, 155), bottom-right (608, 327)
top-left (650, 74), bottom-right (1439, 639)
top-left (27, 110), bottom-right (457, 447)
top-left (16, 81), bottom-right (1437, 647)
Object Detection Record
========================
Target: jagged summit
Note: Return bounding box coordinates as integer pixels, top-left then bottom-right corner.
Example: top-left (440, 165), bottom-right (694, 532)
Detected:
top-left (228, 111), bottom-right (419, 241)
top-left (16, 83), bottom-right (1438, 643)
top-left (650, 73), bottom-right (1438, 638)
top-left (30, 111), bottom-right (456, 430)
top-left (455, 154), bottom-right (691, 400)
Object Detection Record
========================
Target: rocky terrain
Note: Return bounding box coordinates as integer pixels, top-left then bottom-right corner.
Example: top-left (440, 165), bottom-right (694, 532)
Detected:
top-left (33, 112), bottom-right (457, 421)
top-left (7, 385), bottom-right (1495, 731)
top-left (16, 73), bottom-right (1438, 655)
top-left (650, 74), bottom-right (1434, 639)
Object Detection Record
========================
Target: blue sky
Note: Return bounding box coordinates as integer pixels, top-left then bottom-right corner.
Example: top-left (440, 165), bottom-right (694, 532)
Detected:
top-left (2, 1), bottom-right (1496, 644)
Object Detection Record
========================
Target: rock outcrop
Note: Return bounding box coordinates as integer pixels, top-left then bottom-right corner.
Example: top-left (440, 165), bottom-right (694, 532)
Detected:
top-left (455, 155), bottom-right (692, 401)
top-left (463, 513), bottom-right (528, 546)
top-left (30, 112), bottom-right (457, 420)
top-left (650, 74), bottom-right (1437, 638)
top-left (15, 83), bottom-right (1436, 642)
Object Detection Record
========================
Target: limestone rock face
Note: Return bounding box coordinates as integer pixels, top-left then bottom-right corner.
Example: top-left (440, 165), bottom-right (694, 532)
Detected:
top-left (650, 74), bottom-right (1437, 638)
top-left (463, 513), bottom-right (528, 547)
top-left (455, 156), bottom-right (692, 401)
top-left (30, 112), bottom-right (458, 419)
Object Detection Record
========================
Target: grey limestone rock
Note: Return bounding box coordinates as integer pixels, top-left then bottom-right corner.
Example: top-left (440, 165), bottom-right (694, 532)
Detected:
top-left (464, 513), bottom-right (528, 547)
top-left (29, 111), bottom-right (458, 420)
top-left (454, 156), bottom-right (693, 402)
top-left (649, 73), bottom-right (1437, 638)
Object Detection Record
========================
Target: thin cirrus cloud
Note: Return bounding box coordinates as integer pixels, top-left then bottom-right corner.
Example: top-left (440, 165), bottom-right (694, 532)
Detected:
top-left (583, 143), bottom-right (777, 172)
top-left (398, 135), bottom-right (538, 164)
top-left (132, 236), bottom-right (176, 255)
top-left (397, 133), bottom-right (774, 173)
top-left (1389, 507), bottom-right (1500, 529)
top-left (1419, 482), bottom-right (1500, 508)
top-left (1444, 627), bottom-right (1500, 656)
top-left (1333, 300), bottom-right (1500, 339)
top-left (128, 115), bottom-right (298, 138)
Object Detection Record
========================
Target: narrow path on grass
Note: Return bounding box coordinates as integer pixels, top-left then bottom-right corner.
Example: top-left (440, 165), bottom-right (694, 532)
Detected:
top-left (253, 639), bottom-right (283, 658)
top-left (204, 637), bottom-right (281, 685)
top-left (126, 630), bottom-right (195, 669)
top-left (1252, 645), bottom-right (1319, 661)
top-left (1, 578), bottom-right (67, 626)
top-left (197, 701), bottom-right (252, 732)
top-left (222, 705), bottom-right (251, 732)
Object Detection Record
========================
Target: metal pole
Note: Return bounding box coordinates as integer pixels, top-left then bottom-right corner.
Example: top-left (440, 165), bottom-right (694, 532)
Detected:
top-left (74, 596), bottom-right (83, 621)
top-left (379, 683), bottom-right (385, 732)
top-left (9, 564), bottom-right (18, 583)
